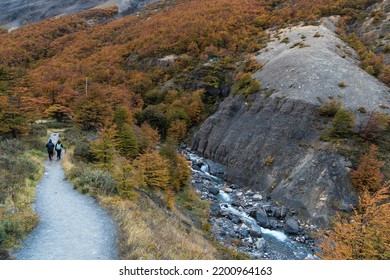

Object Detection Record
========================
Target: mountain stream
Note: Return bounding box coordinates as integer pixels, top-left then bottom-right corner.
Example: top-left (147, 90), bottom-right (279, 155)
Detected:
top-left (185, 150), bottom-right (317, 260)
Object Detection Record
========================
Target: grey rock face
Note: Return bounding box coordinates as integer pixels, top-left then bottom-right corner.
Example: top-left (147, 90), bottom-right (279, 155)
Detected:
top-left (118, 0), bottom-right (160, 15)
top-left (357, 0), bottom-right (390, 65)
top-left (253, 22), bottom-right (390, 117)
top-left (0, 0), bottom-right (108, 29)
top-left (191, 20), bottom-right (390, 228)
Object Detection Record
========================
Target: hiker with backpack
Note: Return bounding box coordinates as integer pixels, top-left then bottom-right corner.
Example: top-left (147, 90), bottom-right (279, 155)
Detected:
top-left (55, 140), bottom-right (64, 160)
top-left (46, 139), bottom-right (55, 161)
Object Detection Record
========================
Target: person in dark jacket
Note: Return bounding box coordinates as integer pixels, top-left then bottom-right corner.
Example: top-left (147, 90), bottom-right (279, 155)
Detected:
top-left (55, 140), bottom-right (64, 160)
top-left (46, 139), bottom-right (55, 161)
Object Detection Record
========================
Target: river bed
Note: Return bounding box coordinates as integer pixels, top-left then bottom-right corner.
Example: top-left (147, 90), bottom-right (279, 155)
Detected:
top-left (185, 150), bottom-right (318, 260)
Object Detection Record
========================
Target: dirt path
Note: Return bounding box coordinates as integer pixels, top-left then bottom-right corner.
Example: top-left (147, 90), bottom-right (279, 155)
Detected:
top-left (13, 133), bottom-right (118, 260)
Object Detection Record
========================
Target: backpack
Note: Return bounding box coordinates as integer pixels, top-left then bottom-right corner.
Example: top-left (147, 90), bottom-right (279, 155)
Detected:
top-left (56, 143), bottom-right (62, 150)
top-left (47, 142), bottom-right (54, 151)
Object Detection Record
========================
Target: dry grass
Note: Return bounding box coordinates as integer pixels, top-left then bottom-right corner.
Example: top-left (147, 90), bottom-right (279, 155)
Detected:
top-left (100, 194), bottom-right (219, 260)
top-left (62, 147), bottom-right (75, 173)
top-left (0, 151), bottom-right (44, 252)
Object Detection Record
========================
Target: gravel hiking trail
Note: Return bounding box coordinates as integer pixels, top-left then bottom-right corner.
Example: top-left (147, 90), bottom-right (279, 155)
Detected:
top-left (14, 133), bottom-right (118, 260)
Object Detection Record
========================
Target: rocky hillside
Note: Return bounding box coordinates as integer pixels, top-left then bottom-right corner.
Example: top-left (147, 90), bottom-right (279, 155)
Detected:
top-left (0, 0), bottom-right (157, 30)
top-left (356, 0), bottom-right (390, 65)
top-left (191, 18), bottom-right (390, 228)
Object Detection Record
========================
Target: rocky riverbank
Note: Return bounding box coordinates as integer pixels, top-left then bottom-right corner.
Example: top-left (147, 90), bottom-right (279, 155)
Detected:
top-left (185, 149), bottom-right (318, 260)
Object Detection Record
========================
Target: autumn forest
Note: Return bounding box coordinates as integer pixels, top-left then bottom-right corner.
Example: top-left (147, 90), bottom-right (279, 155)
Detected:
top-left (0, 0), bottom-right (389, 260)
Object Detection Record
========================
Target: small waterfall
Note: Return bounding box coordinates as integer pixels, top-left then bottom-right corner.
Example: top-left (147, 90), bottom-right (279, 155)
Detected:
top-left (217, 191), bottom-right (232, 203)
top-left (260, 228), bottom-right (288, 242)
top-left (220, 203), bottom-right (287, 242)
top-left (200, 164), bottom-right (209, 173)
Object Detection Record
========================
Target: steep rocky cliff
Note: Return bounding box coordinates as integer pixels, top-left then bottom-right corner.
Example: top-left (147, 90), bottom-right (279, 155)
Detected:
top-left (191, 19), bottom-right (390, 227)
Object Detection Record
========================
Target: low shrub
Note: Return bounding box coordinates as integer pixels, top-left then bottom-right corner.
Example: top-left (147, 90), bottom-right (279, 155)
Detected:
top-left (73, 140), bottom-right (96, 163)
top-left (232, 72), bottom-right (261, 96)
top-left (330, 108), bottom-right (355, 138)
top-left (0, 223), bottom-right (6, 246)
top-left (0, 139), bottom-right (24, 156)
top-left (360, 112), bottom-right (389, 141)
top-left (318, 99), bottom-right (341, 117)
top-left (70, 166), bottom-right (116, 196)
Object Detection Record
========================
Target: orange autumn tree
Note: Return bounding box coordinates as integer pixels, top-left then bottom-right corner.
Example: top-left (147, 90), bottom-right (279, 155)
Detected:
top-left (135, 150), bottom-right (170, 191)
top-left (167, 119), bottom-right (187, 142)
top-left (351, 145), bottom-right (384, 192)
top-left (45, 104), bottom-right (73, 122)
top-left (319, 145), bottom-right (389, 259)
top-left (319, 183), bottom-right (390, 260)
top-left (134, 150), bottom-right (175, 209)
top-left (138, 123), bottom-right (160, 153)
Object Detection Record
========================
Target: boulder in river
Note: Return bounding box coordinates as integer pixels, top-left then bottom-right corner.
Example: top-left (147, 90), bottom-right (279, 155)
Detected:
top-left (284, 218), bottom-right (300, 234)
top-left (192, 165), bottom-right (201, 171)
top-left (254, 238), bottom-right (266, 251)
top-left (255, 208), bottom-right (269, 227)
top-left (269, 206), bottom-right (279, 218)
top-left (246, 191), bottom-right (255, 196)
top-left (209, 187), bottom-right (220, 196)
top-left (241, 229), bottom-right (249, 238)
top-left (228, 214), bottom-right (240, 224)
top-left (210, 203), bottom-right (221, 215)
top-left (232, 200), bottom-right (242, 207)
top-left (250, 226), bottom-right (262, 238)
top-left (268, 218), bottom-right (278, 229)
top-left (223, 187), bottom-right (233, 193)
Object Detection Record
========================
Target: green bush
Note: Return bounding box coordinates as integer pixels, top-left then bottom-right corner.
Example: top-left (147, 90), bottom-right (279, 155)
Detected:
top-left (138, 105), bottom-right (169, 136)
top-left (117, 124), bottom-right (139, 159)
top-left (24, 137), bottom-right (45, 151)
top-left (15, 156), bottom-right (39, 179)
top-left (74, 140), bottom-right (96, 163)
top-left (143, 89), bottom-right (168, 105)
top-left (0, 154), bottom-right (14, 172)
top-left (70, 167), bottom-right (116, 195)
top-left (0, 223), bottom-right (6, 246)
top-left (233, 73), bottom-right (261, 96)
top-left (0, 139), bottom-right (24, 156)
top-left (318, 99), bottom-right (341, 117)
top-left (330, 108), bottom-right (355, 138)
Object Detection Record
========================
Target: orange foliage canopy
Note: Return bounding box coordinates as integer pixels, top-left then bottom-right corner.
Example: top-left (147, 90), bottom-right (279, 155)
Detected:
top-left (319, 184), bottom-right (390, 259)
top-left (0, 0), bottom-right (383, 131)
